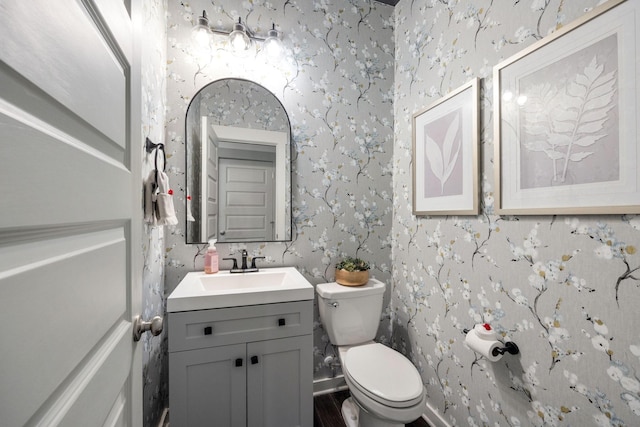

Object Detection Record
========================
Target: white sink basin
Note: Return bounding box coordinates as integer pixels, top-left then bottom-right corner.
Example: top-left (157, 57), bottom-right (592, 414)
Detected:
top-left (199, 271), bottom-right (288, 291)
top-left (167, 267), bottom-right (314, 312)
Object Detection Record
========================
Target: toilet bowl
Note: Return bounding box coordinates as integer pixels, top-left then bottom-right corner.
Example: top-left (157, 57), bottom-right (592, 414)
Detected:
top-left (316, 279), bottom-right (426, 426)
top-left (339, 343), bottom-right (426, 426)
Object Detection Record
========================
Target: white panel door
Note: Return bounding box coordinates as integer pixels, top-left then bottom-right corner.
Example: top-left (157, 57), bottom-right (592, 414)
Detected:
top-left (218, 158), bottom-right (275, 242)
top-left (0, 1), bottom-right (142, 426)
top-left (201, 118), bottom-right (219, 242)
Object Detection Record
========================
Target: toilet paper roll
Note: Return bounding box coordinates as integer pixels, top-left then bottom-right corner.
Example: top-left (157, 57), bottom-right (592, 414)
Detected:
top-left (473, 323), bottom-right (498, 341)
top-left (465, 329), bottom-right (502, 362)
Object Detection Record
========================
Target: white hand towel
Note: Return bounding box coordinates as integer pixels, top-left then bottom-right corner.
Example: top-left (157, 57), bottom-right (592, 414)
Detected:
top-left (156, 170), bottom-right (178, 226)
top-left (143, 170), bottom-right (158, 225)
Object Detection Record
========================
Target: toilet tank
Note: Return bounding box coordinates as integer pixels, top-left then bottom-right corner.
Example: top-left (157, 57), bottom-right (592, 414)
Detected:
top-left (316, 279), bottom-right (385, 346)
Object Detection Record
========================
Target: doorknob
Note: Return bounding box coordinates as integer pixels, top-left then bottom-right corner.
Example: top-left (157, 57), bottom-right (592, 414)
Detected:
top-left (133, 315), bottom-right (163, 342)
top-left (220, 230), bottom-right (226, 235)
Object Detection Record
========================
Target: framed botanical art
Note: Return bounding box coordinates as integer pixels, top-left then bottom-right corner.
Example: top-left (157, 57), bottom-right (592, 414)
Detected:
top-left (412, 78), bottom-right (479, 215)
top-left (494, 0), bottom-right (640, 214)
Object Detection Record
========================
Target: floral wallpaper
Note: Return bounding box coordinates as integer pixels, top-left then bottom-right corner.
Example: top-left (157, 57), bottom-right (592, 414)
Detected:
top-left (164, 0), bottom-right (395, 394)
top-left (141, 1), bottom-right (168, 426)
top-left (196, 79), bottom-right (289, 131)
top-left (392, 1), bottom-right (640, 426)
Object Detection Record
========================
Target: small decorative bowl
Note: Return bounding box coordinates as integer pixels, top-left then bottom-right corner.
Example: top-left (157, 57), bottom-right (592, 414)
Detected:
top-left (335, 269), bottom-right (369, 287)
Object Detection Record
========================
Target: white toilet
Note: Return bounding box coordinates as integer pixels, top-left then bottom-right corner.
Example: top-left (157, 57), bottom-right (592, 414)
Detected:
top-left (316, 279), bottom-right (426, 427)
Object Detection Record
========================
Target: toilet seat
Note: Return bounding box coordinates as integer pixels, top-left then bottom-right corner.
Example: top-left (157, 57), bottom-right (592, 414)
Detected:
top-left (342, 343), bottom-right (423, 409)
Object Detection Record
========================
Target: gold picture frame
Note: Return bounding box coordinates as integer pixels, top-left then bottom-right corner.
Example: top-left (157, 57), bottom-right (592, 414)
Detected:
top-left (494, 0), bottom-right (640, 215)
top-left (412, 78), bottom-right (479, 216)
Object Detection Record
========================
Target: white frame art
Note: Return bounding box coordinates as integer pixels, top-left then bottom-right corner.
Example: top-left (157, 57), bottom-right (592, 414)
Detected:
top-left (494, 0), bottom-right (640, 215)
top-left (412, 78), bottom-right (479, 216)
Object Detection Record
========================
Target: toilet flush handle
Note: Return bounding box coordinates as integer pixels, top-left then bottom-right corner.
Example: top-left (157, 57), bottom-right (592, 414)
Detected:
top-left (326, 300), bottom-right (339, 308)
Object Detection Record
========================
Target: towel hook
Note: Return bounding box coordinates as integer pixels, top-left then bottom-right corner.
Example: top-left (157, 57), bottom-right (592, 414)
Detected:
top-left (145, 138), bottom-right (166, 184)
top-left (145, 137), bottom-right (164, 154)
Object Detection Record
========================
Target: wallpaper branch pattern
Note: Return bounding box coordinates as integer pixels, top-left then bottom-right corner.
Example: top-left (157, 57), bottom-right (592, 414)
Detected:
top-left (393, 1), bottom-right (640, 426)
top-left (164, 0), bottom-right (395, 394)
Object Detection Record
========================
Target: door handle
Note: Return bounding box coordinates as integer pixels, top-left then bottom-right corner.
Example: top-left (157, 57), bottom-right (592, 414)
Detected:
top-left (133, 315), bottom-right (163, 342)
top-left (220, 230), bottom-right (226, 235)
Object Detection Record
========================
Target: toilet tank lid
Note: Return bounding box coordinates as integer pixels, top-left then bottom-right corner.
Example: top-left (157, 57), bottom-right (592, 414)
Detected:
top-left (316, 279), bottom-right (385, 299)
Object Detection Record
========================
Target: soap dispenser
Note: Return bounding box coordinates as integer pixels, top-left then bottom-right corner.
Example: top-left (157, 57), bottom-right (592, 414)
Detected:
top-left (204, 239), bottom-right (219, 274)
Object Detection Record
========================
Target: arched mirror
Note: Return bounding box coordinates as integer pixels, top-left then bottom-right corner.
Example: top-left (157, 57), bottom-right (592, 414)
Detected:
top-left (185, 78), bottom-right (291, 244)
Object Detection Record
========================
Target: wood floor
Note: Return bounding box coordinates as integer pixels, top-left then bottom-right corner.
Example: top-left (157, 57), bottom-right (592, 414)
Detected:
top-left (162, 390), bottom-right (431, 426)
top-left (314, 390), bottom-right (431, 427)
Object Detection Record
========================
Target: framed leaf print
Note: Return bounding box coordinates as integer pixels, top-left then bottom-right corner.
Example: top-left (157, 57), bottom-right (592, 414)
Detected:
top-left (494, 0), bottom-right (640, 214)
top-left (412, 78), bottom-right (479, 215)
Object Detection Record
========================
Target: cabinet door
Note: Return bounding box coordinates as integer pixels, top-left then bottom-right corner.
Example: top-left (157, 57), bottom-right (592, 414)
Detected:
top-left (247, 335), bottom-right (313, 427)
top-left (170, 344), bottom-right (246, 427)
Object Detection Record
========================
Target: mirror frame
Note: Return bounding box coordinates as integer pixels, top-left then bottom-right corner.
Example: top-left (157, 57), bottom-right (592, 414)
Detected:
top-left (184, 78), bottom-right (293, 244)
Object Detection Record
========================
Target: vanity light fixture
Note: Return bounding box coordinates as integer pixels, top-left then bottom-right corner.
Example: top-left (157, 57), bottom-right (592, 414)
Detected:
top-left (191, 10), bottom-right (213, 49)
top-left (192, 10), bottom-right (283, 57)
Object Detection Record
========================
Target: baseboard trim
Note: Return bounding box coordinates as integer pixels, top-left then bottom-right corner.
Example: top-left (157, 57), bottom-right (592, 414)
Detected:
top-left (313, 375), bottom-right (348, 396)
top-left (157, 407), bottom-right (169, 427)
top-left (422, 401), bottom-right (451, 427)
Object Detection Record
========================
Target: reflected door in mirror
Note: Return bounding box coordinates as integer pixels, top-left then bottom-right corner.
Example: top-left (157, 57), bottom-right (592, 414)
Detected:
top-left (219, 158), bottom-right (275, 242)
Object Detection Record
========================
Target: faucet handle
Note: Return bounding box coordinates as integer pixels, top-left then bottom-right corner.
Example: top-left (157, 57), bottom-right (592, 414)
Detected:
top-left (222, 257), bottom-right (238, 270)
top-left (250, 256), bottom-right (266, 269)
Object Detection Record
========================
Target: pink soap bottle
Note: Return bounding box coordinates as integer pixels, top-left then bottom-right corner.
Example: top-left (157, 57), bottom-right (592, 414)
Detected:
top-left (204, 239), bottom-right (219, 274)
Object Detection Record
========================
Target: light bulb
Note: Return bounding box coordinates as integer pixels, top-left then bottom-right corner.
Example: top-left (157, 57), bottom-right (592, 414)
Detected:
top-left (192, 26), bottom-right (211, 47)
top-left (230, 31), bottom-right (250, 52)
top-left (264, 26), bottom-right (283, 58)
top-left (229, 20), bottom-right (251, 53)
top-left (191, 11), bottom-right (211, 49)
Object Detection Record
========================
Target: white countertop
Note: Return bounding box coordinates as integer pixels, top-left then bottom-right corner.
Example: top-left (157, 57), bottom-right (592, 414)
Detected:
top-left (167, 267), bottom-right (314, 312)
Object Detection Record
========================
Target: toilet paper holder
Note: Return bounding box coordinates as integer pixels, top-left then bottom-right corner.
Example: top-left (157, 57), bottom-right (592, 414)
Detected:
top-left (491, 341), bottom-right (519, 357)
top-left (463, 327), bottom-right (520, 357)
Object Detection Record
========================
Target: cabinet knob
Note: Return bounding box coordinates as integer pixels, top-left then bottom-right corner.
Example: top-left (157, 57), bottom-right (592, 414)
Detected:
top-left (278, 318), bottom-right (286, 326)
top-left (204, 326), bottom-right (213, 335)
top-left (251, 355), bottom-right (259, 365)
top-left (235, 358), bottom-right (243, 367)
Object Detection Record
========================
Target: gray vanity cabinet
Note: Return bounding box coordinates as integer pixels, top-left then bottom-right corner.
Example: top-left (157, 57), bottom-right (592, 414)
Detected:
top-left (169, 301), bottom-right (313, 427)
top-left (170, 343), bottom-right (247, 425)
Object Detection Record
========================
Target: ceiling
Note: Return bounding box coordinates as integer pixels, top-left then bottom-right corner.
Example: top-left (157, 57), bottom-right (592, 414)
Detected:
top-left (374, 0), bottom-right (399, 6)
